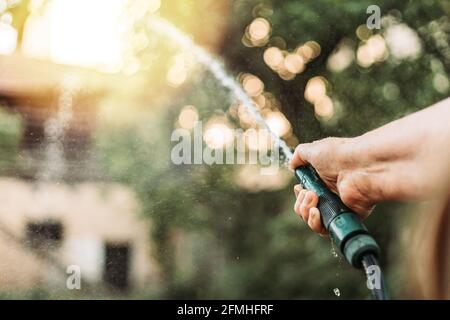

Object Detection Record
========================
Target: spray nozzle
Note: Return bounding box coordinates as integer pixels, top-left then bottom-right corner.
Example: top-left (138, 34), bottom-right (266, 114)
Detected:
top-left (294, 165), bottom-right (388, 299)
top-left (294, 166), bottom-right (380, 267)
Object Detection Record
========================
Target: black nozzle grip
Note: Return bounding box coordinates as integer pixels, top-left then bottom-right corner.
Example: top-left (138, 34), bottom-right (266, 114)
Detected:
top-left (294, 166), bottom-right (349, 229)
top-left (316, 190), bottom-right (350, 229)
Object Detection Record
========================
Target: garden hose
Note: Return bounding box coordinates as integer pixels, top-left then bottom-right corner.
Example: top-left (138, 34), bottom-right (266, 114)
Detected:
top-left (295, 165), bottom-right (389, 300)
top-left (361, 254), bottom-right (389, 300)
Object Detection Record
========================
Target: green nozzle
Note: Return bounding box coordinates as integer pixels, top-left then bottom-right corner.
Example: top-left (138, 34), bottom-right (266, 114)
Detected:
top-left (295, 166), bottom-right (380, 268)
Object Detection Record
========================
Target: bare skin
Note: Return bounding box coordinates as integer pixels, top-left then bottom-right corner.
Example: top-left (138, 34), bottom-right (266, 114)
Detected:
top-left (290, 97), bottom-right (450, 235)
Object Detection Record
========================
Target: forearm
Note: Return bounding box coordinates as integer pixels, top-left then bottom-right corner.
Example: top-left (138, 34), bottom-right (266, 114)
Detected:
top-left (348, 98), bottom-right (450, 198)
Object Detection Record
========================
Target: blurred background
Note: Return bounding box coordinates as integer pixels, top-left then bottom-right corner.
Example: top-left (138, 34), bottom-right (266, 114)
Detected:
top-left (0, 0), bottom-right (449, 299)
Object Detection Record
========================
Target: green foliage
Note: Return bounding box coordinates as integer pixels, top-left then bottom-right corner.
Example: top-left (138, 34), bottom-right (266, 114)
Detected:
top-left (0, 108), bottom-right (22, 173)
top-left (224, 0), bottom-right (449, 138)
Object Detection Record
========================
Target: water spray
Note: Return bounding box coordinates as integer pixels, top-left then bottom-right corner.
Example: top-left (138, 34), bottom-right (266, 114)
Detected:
top-left (150, 16), bottom-right (389, 300)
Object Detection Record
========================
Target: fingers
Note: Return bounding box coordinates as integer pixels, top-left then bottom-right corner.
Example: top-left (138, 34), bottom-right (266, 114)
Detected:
top-left (293, 185), bottom-right (327, 236)
top-left (294, 184), bottom-right (302, 197)
top-left (308, 207), bottom-right (328, 236)
top-left (294, 187), bottom-right (307, 217)
top-left (293, 188), bottom-right (318, 222)
top-left (300, 191), bottom-right (318, 222)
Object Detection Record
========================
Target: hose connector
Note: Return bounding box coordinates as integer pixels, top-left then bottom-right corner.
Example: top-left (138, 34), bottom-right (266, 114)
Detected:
top-left (328, 212), bottom-right (380, 267)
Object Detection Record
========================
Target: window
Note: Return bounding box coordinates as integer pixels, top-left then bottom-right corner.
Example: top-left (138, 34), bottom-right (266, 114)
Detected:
top-left (103, 242), bottom-right (131, 291)
top-left (25, 219), bottom-right (64, 250)
top-left (21, 120), bottom-right (45, 150)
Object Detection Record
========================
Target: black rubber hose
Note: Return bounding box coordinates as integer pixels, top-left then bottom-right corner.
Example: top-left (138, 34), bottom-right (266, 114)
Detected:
top-left (361, 254), bottom-right (389, 300)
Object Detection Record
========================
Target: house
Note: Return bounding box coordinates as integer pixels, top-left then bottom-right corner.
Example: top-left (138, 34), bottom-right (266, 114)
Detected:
top-left (0, 53), bottom-right (159, 294)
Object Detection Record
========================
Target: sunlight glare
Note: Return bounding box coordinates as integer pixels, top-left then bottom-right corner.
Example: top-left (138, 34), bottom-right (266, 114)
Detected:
top-left (21, 0), bottom-right (125, 71)
top-left (0, 21), bottom-right (17, 54)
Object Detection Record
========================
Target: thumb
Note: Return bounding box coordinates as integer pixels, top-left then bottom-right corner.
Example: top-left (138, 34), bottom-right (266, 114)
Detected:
top-left (289, 143), bottom-right (314, 170)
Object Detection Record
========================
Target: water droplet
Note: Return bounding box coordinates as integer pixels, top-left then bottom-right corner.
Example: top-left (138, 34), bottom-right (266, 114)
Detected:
top-left (333, 288), bottom-right (341, 297)
top-left (330, 241), bottom-right (338, 258)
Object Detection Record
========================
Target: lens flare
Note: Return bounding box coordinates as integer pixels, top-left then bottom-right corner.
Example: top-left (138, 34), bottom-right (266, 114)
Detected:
top-left (263, 46), bottom-right (284, 69)
top-left (167, 55), bottom-right (188, 87)
top-left (265, 111), bottom-right (291, 137)
top-left (242, 74), bottom-right (264, 97)
top-left (178, 105), bottom-right (199, 130)
top-left (304, 76), bottom-right (327, 104)
top-left (204, 119), bottom-right (234, 149)
top-left (314, 95), bottom-right (334, 119)
top-left (284, 53), bottom-right (305, 74)
top-left (248, 17), bottom-right (271, 41)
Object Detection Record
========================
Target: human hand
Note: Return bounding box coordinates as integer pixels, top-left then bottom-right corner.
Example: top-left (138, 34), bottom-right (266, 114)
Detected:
top-left (290, 99), bottom-right (450, 234)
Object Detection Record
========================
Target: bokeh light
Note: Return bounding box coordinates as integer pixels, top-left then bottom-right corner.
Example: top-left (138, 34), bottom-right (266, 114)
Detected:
top-left (433, 73), bottom-right (450, 93)
top-left (314, 95), bottom-right (334, 119)
top-left (249, 17), bottom-right (270, 41)
top-left (245, 17), bottom-right (271, 47)
top-left (166, 54), bottom-right (189, 87)
top-left (327, 40), bottom-right (354, 73)
top-left (204, 118), bottom-right (234, 149)
top-left (263, 46), bottom-right (284, 69)
top-left (356, 24), bottom-right (372, 41)
top-left (297, 41), bottom-right (321, 62)
top-left (356, 34), bottom-right (387, 68)
top-left (178, 105), bottom-right (199, 130)
top-left (284, 53), bottom-right (305, 74)
top-left (265, 111), bottom-right (291, 137)
top-left (304, 76), bottom-right (327, 104)
top-left (384, 23), bottom-right (422, 60)
top-left (242, 73), bottom-right (264, 97)
top-left (264, 40), bottom-right (321, 80)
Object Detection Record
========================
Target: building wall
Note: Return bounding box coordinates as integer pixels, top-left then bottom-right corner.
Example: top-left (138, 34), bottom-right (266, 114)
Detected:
top-left (0, 177), bottom-right (159, 293)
